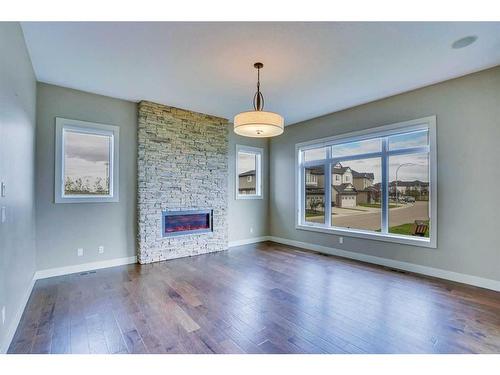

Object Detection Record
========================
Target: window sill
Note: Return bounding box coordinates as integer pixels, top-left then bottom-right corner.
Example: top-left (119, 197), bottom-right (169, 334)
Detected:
top-left (236, 195), bottom-right (263, 200)
top-left (296, 223), bottom-right (436, 248)
top-left (55, 195), bottom-right (119, 203)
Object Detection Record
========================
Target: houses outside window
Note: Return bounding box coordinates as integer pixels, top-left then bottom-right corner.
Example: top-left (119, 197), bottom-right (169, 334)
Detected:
top-left (236, 145), bottom-right (263, 199)
top-left (55, 118), bottom-right (120, 203)
top-left (296, 116), bottom-right (436, 247)
top-left (306, 172), bottom-right (318, 185)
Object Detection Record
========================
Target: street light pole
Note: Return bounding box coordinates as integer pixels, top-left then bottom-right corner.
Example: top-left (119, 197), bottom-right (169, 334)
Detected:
top-left (395, 163), bottom-right (416, 205)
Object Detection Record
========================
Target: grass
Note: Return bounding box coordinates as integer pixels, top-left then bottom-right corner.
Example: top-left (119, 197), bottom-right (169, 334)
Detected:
top-left (305, 209), bottom-right (323, 218)
top-left (388, 220), bottom-right (430, 237)
top-left (359, 203), bottom-right (399, 209)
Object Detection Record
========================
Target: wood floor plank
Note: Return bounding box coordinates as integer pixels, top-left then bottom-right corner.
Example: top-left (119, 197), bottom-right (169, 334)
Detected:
top-left (7, 242), bottom-right (500, 354)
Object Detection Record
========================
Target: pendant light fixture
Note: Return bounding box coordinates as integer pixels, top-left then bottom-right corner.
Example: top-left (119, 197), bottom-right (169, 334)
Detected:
top-left (234, 62), bottom-right (284, 138)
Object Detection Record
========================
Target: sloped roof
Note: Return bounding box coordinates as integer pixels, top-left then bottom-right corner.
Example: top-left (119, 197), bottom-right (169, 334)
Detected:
top-left (305, 188), bottom-right (325, 195)
top-left (352, 170), bottom-right (375, 180)
top-left (389, 180), bottom-right (429, 187)
top-left (307, 166), bottom-right (324, 175)
top-left (239, 169), bottom-right (256, 177)
top-left (358, 185), bottom-right (379, 193)
top-left (333, 183), bottom-right (357, 194)
top-left (333, 166), bottom-right (350, 174)
top-left (307, 164), bottom-right (375, 180)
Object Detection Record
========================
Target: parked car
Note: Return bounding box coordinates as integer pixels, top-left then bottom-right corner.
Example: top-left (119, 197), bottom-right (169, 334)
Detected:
top-left (407, 196), bottom-right (416, 203)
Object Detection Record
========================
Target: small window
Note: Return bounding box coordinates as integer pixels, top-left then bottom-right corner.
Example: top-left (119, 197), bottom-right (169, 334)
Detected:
top-left (236, 145), bottom-right (263, 199)
top-left (55, 118), bottom-right (119, 203)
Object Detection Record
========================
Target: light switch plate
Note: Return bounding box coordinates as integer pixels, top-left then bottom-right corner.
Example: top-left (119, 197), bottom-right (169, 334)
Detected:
top-left (1, 182), bottom-right (5, 197)
top-left (98, 246), bottom-right (104, 254)
top-left (1, 306), bottom-right (5, 325)
top-left (1, 207), bottom-right (6, 223)
top-left (77, 248), bottom-right (84, 257)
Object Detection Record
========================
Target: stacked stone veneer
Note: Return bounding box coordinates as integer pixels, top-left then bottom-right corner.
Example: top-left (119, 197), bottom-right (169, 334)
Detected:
top-left (137, 101), bottom-right (229, 264)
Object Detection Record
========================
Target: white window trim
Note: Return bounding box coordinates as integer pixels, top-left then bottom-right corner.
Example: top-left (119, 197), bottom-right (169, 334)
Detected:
top-left (55, 117), bottom-right (120, 203)
top-left (295, 116), bottom-right (437, 248)
top-left (236, 144), bottom-right (263, 200)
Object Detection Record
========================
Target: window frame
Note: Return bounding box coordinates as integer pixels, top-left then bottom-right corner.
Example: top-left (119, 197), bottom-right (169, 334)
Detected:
top-left (55, 117), bottom-right (120, 203)
top-left (236, 144), bottom-right (263, 200)
top-left (295, 116), bottom-right (437, 248)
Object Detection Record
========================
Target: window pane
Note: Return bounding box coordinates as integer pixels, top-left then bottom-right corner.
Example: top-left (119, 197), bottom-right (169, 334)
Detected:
top-left (389, 130), bottom-right (428, 150)
top-left (305, 165), bottom-right (325, 224)
top-left (303, 146), bottom-right (327, 162)
top-left (238, 152), bottom-right (257, 195)
top-left (388, 153), bottom-right (430, 237)
top-left (64, 131), bottom-right (111, 196)
top-left (331, 138), bottom-right (381, 158)
top-left (331, 158), bottom-right (381, 231)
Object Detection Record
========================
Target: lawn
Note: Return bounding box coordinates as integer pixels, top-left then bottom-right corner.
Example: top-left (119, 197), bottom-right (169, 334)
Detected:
top-left (359, 203), bottom-right (399, 209)
top-left (388, 220), bottom-right (430, 237)
top-left (305, 209), bottom-right (323, 218)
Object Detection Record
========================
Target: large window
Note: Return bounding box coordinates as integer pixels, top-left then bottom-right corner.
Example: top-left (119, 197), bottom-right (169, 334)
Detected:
top-left (55, 118), bottom-right (119, 203)
top-left (236, 145), bottom-right (263, 199)
top-left (296, 117), bottom-right (436, 247)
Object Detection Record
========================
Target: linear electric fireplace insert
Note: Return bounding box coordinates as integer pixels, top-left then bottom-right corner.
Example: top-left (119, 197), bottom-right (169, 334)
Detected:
top-left (162, 209), bottom-right (213, 237)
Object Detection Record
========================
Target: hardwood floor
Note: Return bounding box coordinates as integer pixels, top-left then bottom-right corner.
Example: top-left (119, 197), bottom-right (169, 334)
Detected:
top-left (8, 241), bottom-right (500, 354)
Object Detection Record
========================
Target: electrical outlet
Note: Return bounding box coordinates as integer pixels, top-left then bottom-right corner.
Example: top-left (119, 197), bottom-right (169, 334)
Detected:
top-left (98, 246), bottom-right (104, 254)
top-left (77, 248), bottom-right (84, 257)
top-left (1, 306), bottom-right (5, 325)
top-left (250, 227), bottom-right (254, 234)
top-left (339, 236), bottom-right (344, 244)
top-left (1, 182), bottom-right (5, 197)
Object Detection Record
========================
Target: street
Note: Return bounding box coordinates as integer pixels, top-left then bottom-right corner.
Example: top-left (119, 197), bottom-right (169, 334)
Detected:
top-left (308, 201), bottom-right (429, 231)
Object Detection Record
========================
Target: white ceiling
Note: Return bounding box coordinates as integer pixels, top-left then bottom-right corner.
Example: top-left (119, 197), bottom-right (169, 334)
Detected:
top-left (21, 22), bottom-right (500, 125)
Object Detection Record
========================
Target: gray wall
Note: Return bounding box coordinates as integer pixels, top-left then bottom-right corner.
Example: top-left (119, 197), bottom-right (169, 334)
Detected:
top-left (0, 22), bottom-right (37, 352)
top-left (270, 66), bottom-right (500, 282)
top-left (35, 82), bottom-right (269, 270)
top-left (228, 133), bottom-right (269, 243)
top-left (35, 83), bottom-right (137, 270)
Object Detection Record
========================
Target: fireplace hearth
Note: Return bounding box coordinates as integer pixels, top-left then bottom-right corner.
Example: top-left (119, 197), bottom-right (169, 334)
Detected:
top-left (162, 209), bottom-right (213, 237)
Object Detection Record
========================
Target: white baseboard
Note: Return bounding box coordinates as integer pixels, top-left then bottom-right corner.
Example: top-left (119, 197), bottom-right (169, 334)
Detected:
top-left (35, 256), bottom-right (138, 280)
top-left (0, 274), bottom-right (36, 354)
top-left (228, 236), bottom-right (271, 248)
top-left (268, 236), bottom-right (500, 292)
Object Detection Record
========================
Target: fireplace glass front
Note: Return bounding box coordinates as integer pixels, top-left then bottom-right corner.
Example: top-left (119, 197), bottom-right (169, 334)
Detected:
top-left (162, 209), bottom-right (213, 237)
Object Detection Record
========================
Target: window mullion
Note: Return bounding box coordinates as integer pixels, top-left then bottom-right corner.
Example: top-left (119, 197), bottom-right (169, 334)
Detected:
top-left (381, 138), bottom-right (389, 233)
top-left (325, 144), bottom-right (332, 227)
top-left (299, 165), bottom-right (305, 225)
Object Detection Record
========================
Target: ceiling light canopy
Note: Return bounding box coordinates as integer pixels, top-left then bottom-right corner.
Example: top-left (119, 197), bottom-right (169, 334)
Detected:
top-left (234, 62), bottom-right (284, 138)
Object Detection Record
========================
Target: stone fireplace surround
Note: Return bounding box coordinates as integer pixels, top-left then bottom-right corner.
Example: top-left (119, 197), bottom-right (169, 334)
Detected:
top-left (137, 101), bottom-right (229, 264)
